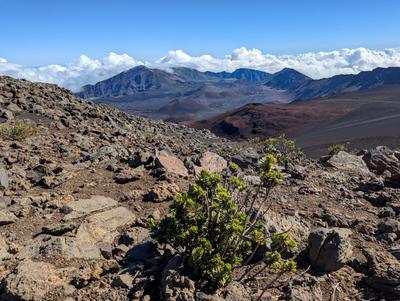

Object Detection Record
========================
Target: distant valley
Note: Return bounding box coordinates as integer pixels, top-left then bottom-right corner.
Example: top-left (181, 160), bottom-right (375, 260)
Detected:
top-left (77, 66), bottom-right (400, 156)
top-left (77, 66), bottom-right (291, 121)
top-left (78, 66), bottom-right (400, 123)
top-left (189, 85), bottom-right (400, 156)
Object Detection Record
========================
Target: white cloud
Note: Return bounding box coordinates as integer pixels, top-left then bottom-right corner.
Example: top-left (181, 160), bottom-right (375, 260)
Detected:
top-left (1, 47), bottom-right (400, 92)
top-left (0, 52), bottom-right (143, 92)
top-left (157, 47), bottom-right (400, 79)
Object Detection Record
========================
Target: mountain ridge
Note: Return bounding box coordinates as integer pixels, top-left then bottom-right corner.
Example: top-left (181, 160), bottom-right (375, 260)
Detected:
top-left (77, 65), bottom-right (400, 122)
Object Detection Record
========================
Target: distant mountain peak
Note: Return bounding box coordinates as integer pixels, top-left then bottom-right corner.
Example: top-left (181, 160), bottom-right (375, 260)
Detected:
top-left (124, 65), bottom-right (151, 73)
top-left (265, 68), bottom-right (311, 91)
top-left (274, 68), bottom-right (311, 78)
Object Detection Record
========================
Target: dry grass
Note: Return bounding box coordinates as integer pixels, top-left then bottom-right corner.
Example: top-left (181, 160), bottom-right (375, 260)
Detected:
top-left (0, 120), bottom-right (41, 141)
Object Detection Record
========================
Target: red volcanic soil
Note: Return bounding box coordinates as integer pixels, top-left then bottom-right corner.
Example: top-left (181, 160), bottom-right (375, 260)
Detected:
top-left (187, 85), bottom-right (400, 157)
top-left (187, 101), bottom-right (351, 138)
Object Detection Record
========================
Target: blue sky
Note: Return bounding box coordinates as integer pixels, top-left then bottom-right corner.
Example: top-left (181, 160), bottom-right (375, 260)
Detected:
top-left (1, 0), bottom-right (399, 65)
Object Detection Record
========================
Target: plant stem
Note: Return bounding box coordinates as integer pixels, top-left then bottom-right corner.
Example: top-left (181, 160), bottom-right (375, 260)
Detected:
top-left (256, 271), bottom-right (285, 301)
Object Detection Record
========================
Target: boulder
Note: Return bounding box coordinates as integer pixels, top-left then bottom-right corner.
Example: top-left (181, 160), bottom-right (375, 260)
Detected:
top-left (119, 226), bottom-right (150, 246)
top-left (70, 261), bottom-right (105, 289)
top-left (3, 260), bottom-right (75, 301)
top-left (0, 166), bottom-right (9, 190)
top-left (308, 227), bottom-right (352, 272)
top-left (114, 169), bottom-right (142, 184)
top-left (144, 182), bottom-right (179, 202)
top-left (128, 149), bottom-right (154, 168)
top-left (363, 146), bottom-right (400, 175)
top-left (63, 195), bottom-right (118, 220)
top-left (363, 249), bottom-right (400, 297)
top-left (378, 218), bottom-right (400, 235)
top-left (0, 209), bottom-right (17, 226)
top-left (194, 151), bottom-right (227, 175)
top-left (363, 146), bottom-right (400, 188)
top-left (0, 108), bottom-right (14, 120)
top-left (327, 151), bottom-right (371, 176)
top-left (155, 151), bottom-right (188, 177)
top-left (220, 281), bottom-right (251, 301)
top-left (23, 207), bottom-right (134, 260)
top-left (0, 236), bottom-right (10, 260)
top-left (231, 149), bottom-right (259, 169)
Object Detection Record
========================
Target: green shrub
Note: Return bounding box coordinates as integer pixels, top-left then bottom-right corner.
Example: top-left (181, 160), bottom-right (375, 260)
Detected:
top-left (328, 143), bottom-right (349, 156)
top-left (216, 148), bottom-right (230, 158)
top-left (262, 134), bottom-right (303, 168)
top-left (149, 154), bottom-right (297, 289)
top-left (88, 110), bottom-right (102, 119)
top-left (0, 121), bottom-right (40, 141)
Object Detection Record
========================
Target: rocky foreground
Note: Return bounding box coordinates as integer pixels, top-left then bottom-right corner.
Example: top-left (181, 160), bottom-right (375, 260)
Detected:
top-left (0, 76), bottom-right (400, 301)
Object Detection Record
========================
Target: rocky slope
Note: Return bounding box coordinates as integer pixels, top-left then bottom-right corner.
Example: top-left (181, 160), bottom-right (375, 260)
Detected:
top-left (1, 76), bottom-right (400, 301)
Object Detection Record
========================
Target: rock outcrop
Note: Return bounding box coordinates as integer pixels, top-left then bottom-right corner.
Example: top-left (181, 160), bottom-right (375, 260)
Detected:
top-left (308, 227), bottom-right (353, 272)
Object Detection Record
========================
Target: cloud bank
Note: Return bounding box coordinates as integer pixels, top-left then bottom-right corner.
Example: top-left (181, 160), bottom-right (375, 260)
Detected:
top-left (1, 47), bottom-right (400, 92)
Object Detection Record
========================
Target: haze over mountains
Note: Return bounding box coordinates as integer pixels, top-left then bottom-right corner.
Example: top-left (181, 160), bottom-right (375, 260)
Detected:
top-left (77, 66), bottom-right (289, 121)
top-left (78, 65), bottom-right (400, 122)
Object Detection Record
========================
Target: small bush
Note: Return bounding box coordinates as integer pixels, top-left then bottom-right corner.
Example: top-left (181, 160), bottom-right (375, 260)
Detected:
top-left (216, 148), bottom-right (230, 158)
top-left (262, 134), bottom-right (303, 168)
top-left (0, 121), bottom-right (40, 141)
top-left (149, 154), bottom-right (297, 289)
top-left (88, 110), bottom-right (102, 119)
top-left (328, 143), bottom-right (350, 156)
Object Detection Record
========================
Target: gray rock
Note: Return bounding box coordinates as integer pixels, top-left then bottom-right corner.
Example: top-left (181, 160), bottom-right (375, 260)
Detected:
top-left (86, 146), bottom-right (128, 162)
top-left (363, 146), bottom-right (400, 175)
top-left (3, 260), bottom-right (75, 300)
top-left (143, 182), bottom-right (179, 202)
top-left (327, 151), bottom-right (371, 176)
top-left (119, 226), bottom-right (150, 246)
top-left (41, 223), bottom-right (77, 236)
top-left (0, 166), bottom-right (9, 190)
top-left (155, 150), bottom-right (188, 177)
top-left (128, 150), bottom-right (153, 168)
top-left (160, 255), bottom-right (196, 301)
top-left (111, 273), bottom-right (134, 289)
top-left (114, 169), bottom-right (142, 184)
top-left (194, 151), bottom-right (227, 175)
top-left (231, 149), bottom-right (259, 169)
top-left (378, 218), bottom-right (400, 235)
top-left (0, 108), bottom-right (13, 120)
top-left (363, 146), bottom-right (400, 188)
top-left (0, 209), bottom-right (17, 226)
top-left (22, 207), bottom-right (134, 260)
top-left (308, 227), bottom-right (353, 272)
top-left (63, 195), bottom-right (118, 220)
top-left (243, 175), bottom-right (261, 186)
top-left (288, 274), bottom-right (323, 301)
top-left (0, 236), bottom-right (10, 260)
top-left (363, 249), bottom-right (400, 296)
top-left (220, 281), bottom-right (251, 301)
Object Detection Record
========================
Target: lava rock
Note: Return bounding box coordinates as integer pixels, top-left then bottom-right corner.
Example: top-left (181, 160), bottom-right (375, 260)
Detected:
top-left (308, 227), bottom-right (353, 272)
